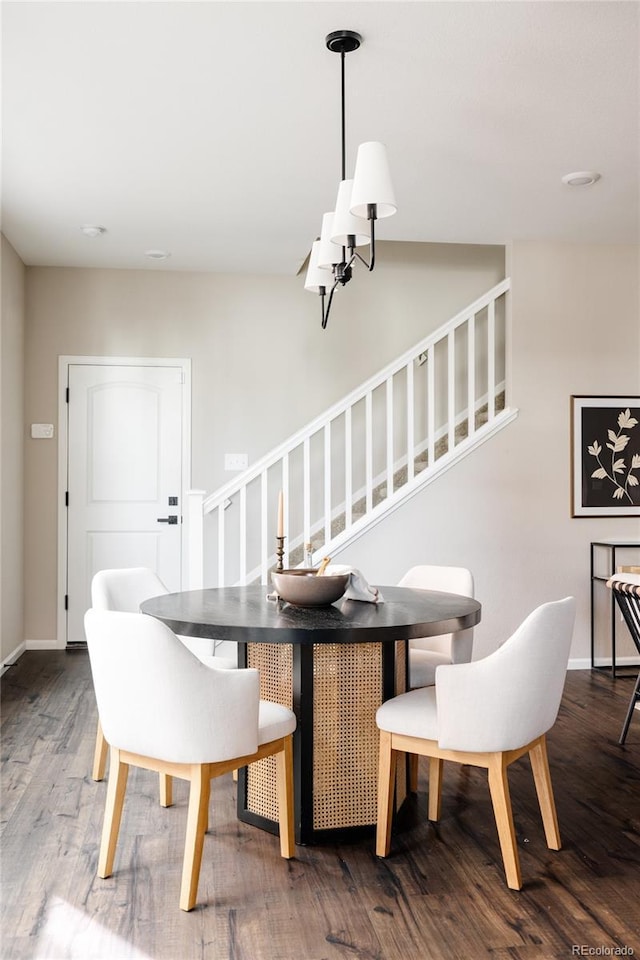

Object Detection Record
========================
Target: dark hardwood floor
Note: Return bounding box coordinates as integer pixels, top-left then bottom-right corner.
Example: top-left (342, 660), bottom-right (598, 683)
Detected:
top-left (1, 650), bottom-right (639, 960)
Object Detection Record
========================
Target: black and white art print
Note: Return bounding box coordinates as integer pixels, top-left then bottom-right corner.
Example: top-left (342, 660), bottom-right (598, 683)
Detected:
top-left (571, 396), bottom-right (640, 517)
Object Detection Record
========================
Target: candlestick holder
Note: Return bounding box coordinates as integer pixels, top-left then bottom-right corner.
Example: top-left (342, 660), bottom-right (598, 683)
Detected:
top-left (276, 536), bottom-right (286, 571)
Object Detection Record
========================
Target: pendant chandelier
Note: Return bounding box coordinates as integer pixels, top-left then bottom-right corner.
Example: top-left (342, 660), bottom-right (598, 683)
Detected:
top-left (304, 30), bottom-right (397, 329)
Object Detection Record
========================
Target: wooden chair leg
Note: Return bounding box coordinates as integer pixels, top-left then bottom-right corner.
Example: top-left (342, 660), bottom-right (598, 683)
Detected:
top-left (487, 753), bottom-right (522, 890)
top-left (275, 736), bottom-right (295, 859)
top-left (408, 754), bottom-right (419, 793)
top-left (92, 719), bottom-right (109, 781)
top-left (376, 730), bottom-right (397, 857)
top-left (159, 774), bottom-right (173, 808)
top-left (180, 764), bottom-right (210, 912)
top-left (529, 736), bottom-right (561, 850)
top-left (98, 747), bottom-right (129, 878)
top-left (427, 757), bottom-right (443, 821)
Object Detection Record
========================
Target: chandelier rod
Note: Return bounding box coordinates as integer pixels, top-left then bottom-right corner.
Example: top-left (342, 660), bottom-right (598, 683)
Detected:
top-left (340, 49), bottom-right (346, 182)
top-left (339, 49), bottom-right (348, 275)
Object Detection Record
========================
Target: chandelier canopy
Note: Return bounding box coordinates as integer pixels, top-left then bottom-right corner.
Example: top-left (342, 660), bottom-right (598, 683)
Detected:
top-left (304, 30), bottom-right (397, 329)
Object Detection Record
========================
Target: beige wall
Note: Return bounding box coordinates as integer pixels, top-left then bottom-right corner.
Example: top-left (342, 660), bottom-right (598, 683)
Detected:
top-left (21, 239), bottom-right (640, 662)
top-left (1, 235), bottom-right (25, 663)
top-left (24, 241), bottom-right (504, 643)
top-left (340, 241), bottom-right (640, 661)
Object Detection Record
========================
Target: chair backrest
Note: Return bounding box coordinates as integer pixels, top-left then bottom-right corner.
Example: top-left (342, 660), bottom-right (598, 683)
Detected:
top-left (398, 565), bottom-right (474, 660)
top-left (91, 567), bottom-right (169, 613)
top-left (435, 597), bottom-right (576, 752)
top-left (607, 573), bottom-right (640, 655)
top-left (84, 608), bottom-right (260, 764)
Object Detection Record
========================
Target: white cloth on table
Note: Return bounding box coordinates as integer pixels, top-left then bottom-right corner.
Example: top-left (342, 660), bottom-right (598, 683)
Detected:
top-left (323, 564), bottom-right (384, 603)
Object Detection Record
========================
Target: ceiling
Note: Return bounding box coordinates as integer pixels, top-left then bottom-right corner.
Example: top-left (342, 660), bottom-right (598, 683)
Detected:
top-left (2, 1), bottom-right (638, 277)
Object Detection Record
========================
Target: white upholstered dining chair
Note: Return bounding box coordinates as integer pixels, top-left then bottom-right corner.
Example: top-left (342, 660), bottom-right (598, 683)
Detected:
top-left (85, 608), bottom-right (296, 911)
top-left (376, 596), bottom-right (576, 890)
top-left (398, 565), bottom-right (475, 688)
top-left (90, 567), bottom-right (236, 788)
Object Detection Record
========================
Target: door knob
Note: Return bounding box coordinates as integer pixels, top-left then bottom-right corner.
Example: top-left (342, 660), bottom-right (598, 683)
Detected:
top-left (157, 515), bottom-right (178, 525)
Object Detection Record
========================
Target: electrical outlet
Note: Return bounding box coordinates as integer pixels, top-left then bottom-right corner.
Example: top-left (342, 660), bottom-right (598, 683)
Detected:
top-left (225, 453), bottom-right (248, 471)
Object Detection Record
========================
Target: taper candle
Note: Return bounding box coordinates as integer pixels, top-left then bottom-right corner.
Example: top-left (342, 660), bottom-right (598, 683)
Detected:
top-left (277, 490), bottom-right (284, 538)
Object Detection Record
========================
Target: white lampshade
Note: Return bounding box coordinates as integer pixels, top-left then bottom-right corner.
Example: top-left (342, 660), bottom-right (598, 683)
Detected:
top-left (330, 180), bottom-right (371, 247)
top-left (317, 212), bottom-right (344, 268)
top-left (349, 141), bottom-right (397, 219)
top-left (304, 241), bottom-right (331, 293)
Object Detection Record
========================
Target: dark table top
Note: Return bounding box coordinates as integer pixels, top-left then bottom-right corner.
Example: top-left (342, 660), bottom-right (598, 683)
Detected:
top-left (141, 584), bottom-right (481, 646)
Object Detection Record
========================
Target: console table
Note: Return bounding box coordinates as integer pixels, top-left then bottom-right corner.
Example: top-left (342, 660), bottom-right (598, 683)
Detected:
top-left (590, 540), bottom-right (640, 677)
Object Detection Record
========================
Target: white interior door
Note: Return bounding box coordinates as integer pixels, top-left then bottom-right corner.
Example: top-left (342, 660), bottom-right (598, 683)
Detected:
top-left (65, 362), bottom-right (187, 644)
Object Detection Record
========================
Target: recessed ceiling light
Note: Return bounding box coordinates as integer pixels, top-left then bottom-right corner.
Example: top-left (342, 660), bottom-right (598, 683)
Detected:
top-left (561, 171), bottom-right (601, 187)
top-left (145, 249), bottom-right (171, 261)
top-left (80, 224), bottom-right (107, 238)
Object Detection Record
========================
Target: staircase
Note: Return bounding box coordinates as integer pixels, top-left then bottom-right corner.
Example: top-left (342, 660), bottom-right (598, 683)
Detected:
top-left (185, 278), bottom-right (517, 588)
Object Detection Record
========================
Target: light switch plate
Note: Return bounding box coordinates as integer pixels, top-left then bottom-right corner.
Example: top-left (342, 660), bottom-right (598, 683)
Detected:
top-left (225, 453), bottom-right (248, 471)
top-left (31, 423), bottom-right (54, 439)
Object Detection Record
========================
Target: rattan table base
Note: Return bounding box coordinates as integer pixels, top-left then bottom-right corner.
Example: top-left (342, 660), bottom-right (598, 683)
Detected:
top-left (239, 639), bottom-right (407, 844)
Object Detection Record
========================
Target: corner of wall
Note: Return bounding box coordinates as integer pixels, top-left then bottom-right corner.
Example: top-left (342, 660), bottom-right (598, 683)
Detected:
top-left (1, 234), bottom-right (26, 663)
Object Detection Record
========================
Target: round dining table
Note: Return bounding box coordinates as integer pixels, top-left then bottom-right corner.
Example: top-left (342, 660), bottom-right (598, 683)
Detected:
top-left (142, 584), bottom-right (481, 844)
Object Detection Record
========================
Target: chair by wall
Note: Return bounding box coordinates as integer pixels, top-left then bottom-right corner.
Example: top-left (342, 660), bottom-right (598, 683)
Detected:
top-left (84, 608), bottom-right (296, 911)
top-left (607, 572), bottom-right (640, 744)
top-left (89, 567), bottom-right (236, 788)
top-left (398, 565), bottom-right (475, 688)
top-left (376, 596), bottom-right (576, 890)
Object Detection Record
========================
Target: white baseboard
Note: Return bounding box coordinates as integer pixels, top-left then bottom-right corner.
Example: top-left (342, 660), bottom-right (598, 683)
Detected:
top-left (568, 656), bottom-right (640, 670)
top-left (567, 658), bottom-right (591, 670)
top-left (26, 639), bottom-right (60, 650)
top-left (1, 642), bottom-right (26, 675)
top-left (1, 639), bottom-right (63, 675)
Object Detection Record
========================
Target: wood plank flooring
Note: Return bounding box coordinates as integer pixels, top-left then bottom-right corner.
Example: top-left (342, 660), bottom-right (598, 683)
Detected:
top-left (1, 650), bottom-right (639, 960)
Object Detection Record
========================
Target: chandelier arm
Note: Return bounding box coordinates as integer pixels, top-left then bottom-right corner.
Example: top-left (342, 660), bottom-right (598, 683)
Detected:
top-left (353, 210), bottom-right (377, 271)
top-left (319, 285), bottom-right (327, 325)
top-left (321, 278), bottom-right (341, 330)
top-left (368, 206), bottom-right (376, 272)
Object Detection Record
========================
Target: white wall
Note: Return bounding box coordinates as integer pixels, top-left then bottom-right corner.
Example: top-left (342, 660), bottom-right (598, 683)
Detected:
top-left (339, 241), bottom-right (640, 662)
top-left (1, 235), bottom-right (25, 664)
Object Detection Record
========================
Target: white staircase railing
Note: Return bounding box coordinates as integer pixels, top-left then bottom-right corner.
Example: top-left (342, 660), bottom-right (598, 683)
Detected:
top-left (186, 278), bottom-right (517, 588)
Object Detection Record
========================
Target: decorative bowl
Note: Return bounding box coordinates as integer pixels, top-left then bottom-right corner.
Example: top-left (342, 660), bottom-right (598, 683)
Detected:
top-left (271, 569), bottom-right (350, 607)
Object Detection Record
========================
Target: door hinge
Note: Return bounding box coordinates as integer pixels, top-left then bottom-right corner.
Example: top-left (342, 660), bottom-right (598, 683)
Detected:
top-left (66, 387), bottom-right (70, 403)
top-left (64, 595), bottom-right (68, 611)
top-left (65, 491), bottom-right (69, 507)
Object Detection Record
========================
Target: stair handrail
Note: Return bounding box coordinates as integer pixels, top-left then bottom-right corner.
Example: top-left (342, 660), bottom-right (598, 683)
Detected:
top-left (203, 277), bottom-right (511, 514)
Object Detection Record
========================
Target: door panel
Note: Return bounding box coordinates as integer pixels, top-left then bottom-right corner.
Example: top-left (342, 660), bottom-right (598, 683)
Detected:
top-left (66, 363), bottom-right (184, 644)
top-left (88, 382), bottom-right (161, 501)
top-left (86, 531), bottom-right (163, 579)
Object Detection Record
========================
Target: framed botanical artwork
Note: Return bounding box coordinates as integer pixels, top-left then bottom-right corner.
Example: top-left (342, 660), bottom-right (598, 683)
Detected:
top-left (571, 395), bottom-right (640, 517)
